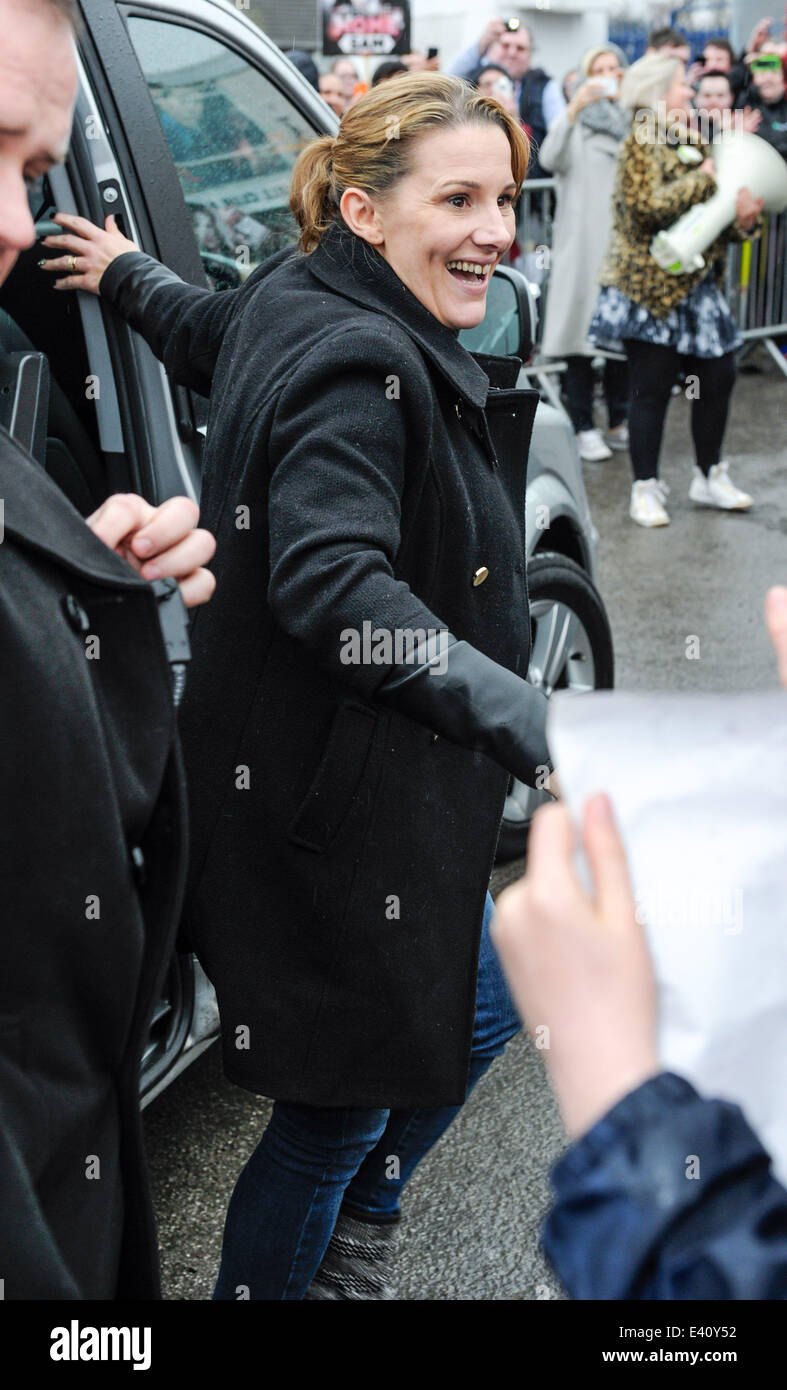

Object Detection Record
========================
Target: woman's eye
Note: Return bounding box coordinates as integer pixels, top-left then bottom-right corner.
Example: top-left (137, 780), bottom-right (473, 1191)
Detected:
top-left (498, 193), bottom-right (514, 207)
top-left (447, 194), bottom-right (468, 208)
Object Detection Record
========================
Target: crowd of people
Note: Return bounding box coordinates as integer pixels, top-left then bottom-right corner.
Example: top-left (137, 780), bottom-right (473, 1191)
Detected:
top-left (2, 0), bottom-right (786, 1310)
top-left (300, 18), bottom-right (785, 527)
top-left (458, 19), bottom-right (786, 523)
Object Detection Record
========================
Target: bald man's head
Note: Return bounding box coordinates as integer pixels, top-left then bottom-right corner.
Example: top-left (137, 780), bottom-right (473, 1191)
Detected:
top-left (0, 0), bottom-right (79, 287)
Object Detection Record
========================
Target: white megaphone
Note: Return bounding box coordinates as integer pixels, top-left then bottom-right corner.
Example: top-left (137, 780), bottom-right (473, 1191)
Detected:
top-left (650, 130), bottom-right (787, 275)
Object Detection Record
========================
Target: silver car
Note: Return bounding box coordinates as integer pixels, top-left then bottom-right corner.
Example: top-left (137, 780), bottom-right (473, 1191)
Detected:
top-left (460, 268), bottom-right (614, 859)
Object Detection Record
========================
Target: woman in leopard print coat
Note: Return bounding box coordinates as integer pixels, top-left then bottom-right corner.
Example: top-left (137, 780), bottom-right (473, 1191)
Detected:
top-left (588, 53), bottom-right (763, 527)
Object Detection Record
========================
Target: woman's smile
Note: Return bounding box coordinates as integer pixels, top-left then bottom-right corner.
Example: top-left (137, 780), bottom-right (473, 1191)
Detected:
top-left (445, 258), bottom-right (495, 289)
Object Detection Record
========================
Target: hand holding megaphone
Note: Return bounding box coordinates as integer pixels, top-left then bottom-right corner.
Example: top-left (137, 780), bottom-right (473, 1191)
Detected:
top-left (703, 160), bottom-right (768, 230)
top-left (736, 186), bottom-right (765, 228)
top-left (702, 157), bottom-right (767, 232)
top-left (651, 131), bottom-right (787, 275)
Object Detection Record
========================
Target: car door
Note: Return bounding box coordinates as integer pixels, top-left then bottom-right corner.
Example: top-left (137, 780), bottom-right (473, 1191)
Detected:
top-left (77, 0), bottom-right (334, 493)
top-left (70, 0), bottom-right (334, 1100)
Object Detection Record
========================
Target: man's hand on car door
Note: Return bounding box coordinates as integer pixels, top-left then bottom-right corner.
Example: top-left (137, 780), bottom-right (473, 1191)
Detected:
top-left (86, 494), bottom-right (216, 607)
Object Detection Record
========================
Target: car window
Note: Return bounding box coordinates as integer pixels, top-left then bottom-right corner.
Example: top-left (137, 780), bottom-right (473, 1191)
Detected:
top-left (127, 17), bottom-right (316, 290)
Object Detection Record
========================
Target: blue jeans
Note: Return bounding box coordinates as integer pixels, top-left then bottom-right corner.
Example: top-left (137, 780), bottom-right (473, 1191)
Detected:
top-left (213, 892), bottom-right (520, 1299)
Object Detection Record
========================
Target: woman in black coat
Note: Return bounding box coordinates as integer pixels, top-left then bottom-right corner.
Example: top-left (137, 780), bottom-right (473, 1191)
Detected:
top-left (50, 73), bottom-right (553, 1299)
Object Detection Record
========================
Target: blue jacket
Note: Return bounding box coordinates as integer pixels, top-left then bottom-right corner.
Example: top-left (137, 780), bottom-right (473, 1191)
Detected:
top-left (543, 1072), bottom-right (787, 1299)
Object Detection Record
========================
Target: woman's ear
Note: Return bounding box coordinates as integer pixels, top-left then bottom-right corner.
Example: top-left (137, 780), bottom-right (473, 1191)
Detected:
top-left (339, 187), bottom-right (384, 245)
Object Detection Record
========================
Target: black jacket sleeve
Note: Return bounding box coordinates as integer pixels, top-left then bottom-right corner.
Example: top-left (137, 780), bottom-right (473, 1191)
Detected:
top-left (266, 327), bottom-right (550, 785)
top-left (543, 1071), bottom-right (787, 1299)
top-left (376, 635), bottom-right (551, 783)
top-left (99, 247), bottom-right (295, 397)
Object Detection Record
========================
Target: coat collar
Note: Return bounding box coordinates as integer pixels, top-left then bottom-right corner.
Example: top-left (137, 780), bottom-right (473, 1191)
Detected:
top-left (0, 425), bottom-right (151, 590)
top-left (306, 221), bottom-right (491, 409)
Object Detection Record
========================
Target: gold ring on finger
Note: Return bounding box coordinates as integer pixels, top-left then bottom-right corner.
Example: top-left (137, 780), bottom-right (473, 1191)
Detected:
top-left (68, 255), bottom-right (77, 273)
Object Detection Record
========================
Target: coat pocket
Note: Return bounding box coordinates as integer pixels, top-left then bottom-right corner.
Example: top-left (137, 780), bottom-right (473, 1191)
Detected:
top-left (288, 700), bottom-right (378, 853)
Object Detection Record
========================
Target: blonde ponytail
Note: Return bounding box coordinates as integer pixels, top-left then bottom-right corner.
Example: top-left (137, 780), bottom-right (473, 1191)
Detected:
top-left (290, 135), bottom-right (339, 254)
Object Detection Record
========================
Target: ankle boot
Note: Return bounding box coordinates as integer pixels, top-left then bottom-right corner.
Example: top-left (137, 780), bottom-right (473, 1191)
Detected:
top-left (304, 1210), bottom-right (399, 1300)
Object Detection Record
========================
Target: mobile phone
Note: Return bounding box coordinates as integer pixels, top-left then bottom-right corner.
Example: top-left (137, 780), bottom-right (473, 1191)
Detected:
top-left (427, 46), bottom-right (438, 60)
top-left (751, 54), bottom-right (782, 71)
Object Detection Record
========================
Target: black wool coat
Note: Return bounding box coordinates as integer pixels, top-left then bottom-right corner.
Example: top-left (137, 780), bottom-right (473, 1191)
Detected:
top-left (0, 429), bottom-right (186, 1298)
top-left (101, 223), bottom-right (539, 1108)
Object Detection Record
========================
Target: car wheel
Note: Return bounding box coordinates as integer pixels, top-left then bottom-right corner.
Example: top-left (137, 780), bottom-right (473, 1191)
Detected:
top-left (495, 551), bottom-right (614, 864)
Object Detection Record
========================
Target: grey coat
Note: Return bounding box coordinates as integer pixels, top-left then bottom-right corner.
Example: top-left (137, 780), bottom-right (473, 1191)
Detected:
top-left (539, 108), bottom-right (625, 359)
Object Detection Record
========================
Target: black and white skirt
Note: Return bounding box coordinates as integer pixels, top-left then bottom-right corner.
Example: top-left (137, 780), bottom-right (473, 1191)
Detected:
top-left (589, 277), bottom-right (742, 358)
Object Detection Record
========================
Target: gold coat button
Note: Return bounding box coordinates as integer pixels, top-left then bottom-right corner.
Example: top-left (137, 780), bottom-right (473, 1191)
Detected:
top-left (472, 566), bottom-right (489, 587)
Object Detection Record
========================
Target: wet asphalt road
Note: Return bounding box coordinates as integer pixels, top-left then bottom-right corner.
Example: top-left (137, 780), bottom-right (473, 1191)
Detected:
top-left (144, 359), bottom-right (786, 1300)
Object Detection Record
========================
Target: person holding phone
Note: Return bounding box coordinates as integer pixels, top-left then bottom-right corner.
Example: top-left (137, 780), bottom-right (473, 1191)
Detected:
top-left (449, 17), bottom-right (566, 173)
top-left (743, 50), bottom-right (787, 160)
top-left (539, 44), bottom-right (630, 462)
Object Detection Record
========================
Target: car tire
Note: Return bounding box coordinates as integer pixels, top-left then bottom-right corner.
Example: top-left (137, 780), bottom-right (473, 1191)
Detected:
top-left (495, 551), bottom-right (614, 864)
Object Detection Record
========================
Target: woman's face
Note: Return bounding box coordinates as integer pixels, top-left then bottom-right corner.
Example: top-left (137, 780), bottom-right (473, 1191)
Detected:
top-left (319, 74), bottom-right (346, 117)
top-left (477, 68), bottom-right (518, 116)
top-left (589, 51), bottom-right (623, 94)
top-left (360, 124), bottom-right (517, 330)
top-left (664, 63), bottom-right (695, 118)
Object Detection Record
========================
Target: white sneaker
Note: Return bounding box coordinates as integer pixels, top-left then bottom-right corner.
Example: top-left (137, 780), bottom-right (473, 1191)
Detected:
top-left (688, 462), bottom-right (752, 511)
top-left (630, 478), bottom-right (670, 527)
top-left (606, 423), bottom-right (629, 451)
top-left (577, 428), bottom-right (612, 462)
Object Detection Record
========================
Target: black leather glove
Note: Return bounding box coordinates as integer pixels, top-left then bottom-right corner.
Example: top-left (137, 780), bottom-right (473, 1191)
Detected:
top-left (376, 633), bottom-right (551, 786)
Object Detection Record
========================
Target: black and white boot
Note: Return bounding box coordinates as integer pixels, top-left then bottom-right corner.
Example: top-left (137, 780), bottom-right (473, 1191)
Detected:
top-left (304, 1211), bottom-right (399, 1300)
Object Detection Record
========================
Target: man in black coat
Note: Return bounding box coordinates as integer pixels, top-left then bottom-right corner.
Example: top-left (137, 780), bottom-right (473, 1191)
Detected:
top-left (0, 0), bottom-right (215, 1298)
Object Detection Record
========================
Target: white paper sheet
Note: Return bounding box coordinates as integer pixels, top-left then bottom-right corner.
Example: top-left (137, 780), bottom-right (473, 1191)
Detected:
top-left (547, 689), bottom-right (787, 1183)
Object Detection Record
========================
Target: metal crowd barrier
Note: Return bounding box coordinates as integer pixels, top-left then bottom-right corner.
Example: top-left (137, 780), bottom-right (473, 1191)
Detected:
top-left (515, 178), bottom-right (569, 407)
top-left (725, 212), bottom-right (787, 377)
top-left (517, 178), bottom-right (787, 391)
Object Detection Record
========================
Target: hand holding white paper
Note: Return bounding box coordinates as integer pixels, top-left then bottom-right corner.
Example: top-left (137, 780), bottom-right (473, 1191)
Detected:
top-left (548, 689), bottom-right (787, 1182)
